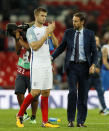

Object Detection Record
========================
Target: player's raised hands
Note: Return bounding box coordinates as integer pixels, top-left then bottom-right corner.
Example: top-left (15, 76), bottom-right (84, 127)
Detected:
top-left (46, 21), bottom-right (55, 34)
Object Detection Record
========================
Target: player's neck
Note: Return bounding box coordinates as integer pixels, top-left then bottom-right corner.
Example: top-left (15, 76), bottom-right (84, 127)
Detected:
top-left (35, 21), bottom-right (43, 27)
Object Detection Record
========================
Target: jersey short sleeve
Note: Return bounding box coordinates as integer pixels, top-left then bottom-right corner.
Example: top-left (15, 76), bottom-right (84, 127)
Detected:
top-left (26, 26), bottom-right (37, 44)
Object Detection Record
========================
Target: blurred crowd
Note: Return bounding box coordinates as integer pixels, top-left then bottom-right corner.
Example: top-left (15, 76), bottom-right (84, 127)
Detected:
top-left (0, 0), bottom-right (109, 91)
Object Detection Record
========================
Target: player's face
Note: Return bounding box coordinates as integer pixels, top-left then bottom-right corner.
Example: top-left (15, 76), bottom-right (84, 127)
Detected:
top-left (72, 16), bottom-right (84, 30)
top-left (37, 11), bottom-right (47, 24)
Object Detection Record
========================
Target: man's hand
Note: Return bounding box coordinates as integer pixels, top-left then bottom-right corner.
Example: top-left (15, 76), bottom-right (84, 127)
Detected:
top-left (15, 30), bottom-right (23, 41)
top-left (46, 21), bottom-right (55, 34)
top-left (15, 30), bottom-right (20, 39)
top-left (89, 64), bottom-right (95, 74)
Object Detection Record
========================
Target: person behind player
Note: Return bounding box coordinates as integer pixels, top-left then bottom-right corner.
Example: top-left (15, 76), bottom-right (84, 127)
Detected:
top-left (16, 7), bottom-right (59, 128)
top-left (101, 34), bottom-right (109, 91)
top-left (14, 28), bottom-right (38, 124)
top-left (88, 36), bottom-right (109, 115)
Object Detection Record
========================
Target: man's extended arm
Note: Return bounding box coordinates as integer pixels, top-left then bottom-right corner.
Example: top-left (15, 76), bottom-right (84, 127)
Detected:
top-left (15, 30), bottom-right (30, 54)
top-left (52, 31), bottom-right (67, 60)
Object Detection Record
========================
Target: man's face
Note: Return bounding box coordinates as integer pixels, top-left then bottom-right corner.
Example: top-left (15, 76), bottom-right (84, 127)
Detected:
top-left (36, 11), bottom-right (47, 24)
top-left (72, 16), bottom-right (84, 30)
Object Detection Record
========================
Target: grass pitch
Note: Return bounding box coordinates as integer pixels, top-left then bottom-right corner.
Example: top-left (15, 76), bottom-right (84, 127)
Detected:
top-left (0, 108), bottom-right (109, 131)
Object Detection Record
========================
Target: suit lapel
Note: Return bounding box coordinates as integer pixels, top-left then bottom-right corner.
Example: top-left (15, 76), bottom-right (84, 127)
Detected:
top-left (70, 30), bottom-right (75, 48)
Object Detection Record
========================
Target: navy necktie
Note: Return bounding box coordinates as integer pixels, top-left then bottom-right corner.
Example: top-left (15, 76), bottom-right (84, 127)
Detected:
top-left (74, 32), bottom-right (80, 63)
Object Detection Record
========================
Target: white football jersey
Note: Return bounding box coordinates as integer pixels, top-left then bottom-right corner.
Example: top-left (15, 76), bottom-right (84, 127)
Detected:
top-left (26, 25), bottom-right (51, 68)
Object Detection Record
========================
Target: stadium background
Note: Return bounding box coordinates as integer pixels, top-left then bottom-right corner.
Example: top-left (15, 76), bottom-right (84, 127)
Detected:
top-left (0, 0), bottom-right (109, 109)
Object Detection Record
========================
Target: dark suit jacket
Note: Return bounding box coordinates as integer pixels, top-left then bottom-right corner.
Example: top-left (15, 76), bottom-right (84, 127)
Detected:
top-left (52, 28), bottom-right (97, 71)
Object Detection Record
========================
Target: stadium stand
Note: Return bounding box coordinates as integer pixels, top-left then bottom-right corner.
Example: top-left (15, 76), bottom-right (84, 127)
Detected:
top-left (0, 52), bottom-right (17, 88)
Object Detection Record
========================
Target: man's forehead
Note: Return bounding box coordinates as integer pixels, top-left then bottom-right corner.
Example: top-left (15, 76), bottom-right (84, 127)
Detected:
top-left (73, 16), bottom-right (80, 20)
top-left (39, 11), bottom-right (47, 15)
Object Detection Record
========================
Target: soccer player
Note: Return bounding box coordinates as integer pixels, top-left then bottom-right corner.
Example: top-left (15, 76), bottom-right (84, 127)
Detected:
top-left (16, 7), bottom-right (59, 128)
top-left (14, 29), bottom-right (38, 124)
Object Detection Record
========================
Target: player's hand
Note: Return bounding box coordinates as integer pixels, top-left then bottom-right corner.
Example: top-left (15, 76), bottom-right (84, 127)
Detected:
top-left (89, 64), bottom-right (95, 74)
top-left (46, 21), bottom-right (55, 34)
top-left (51, 21), bottom-right (55, 30)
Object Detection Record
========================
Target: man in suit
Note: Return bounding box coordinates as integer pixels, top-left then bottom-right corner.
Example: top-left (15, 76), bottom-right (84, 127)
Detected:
top-left (52, 12), bottom-right (97, 127)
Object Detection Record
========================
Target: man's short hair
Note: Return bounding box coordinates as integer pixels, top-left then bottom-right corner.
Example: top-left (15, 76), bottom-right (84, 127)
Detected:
top-left (73, 12), bottom-right (86, 22)
top-left (34, 7), bottom-right (47, 16)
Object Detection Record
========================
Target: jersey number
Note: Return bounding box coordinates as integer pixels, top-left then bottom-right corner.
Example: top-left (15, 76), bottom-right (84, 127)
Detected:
top-left (17, 67), bottom-right (25, 74)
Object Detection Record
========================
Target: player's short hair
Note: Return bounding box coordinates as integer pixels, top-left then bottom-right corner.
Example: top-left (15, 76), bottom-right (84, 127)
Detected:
top-left (34, 7), bottom-right (47, 16)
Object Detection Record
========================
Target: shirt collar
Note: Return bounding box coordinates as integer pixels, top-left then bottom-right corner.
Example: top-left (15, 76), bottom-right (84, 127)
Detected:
top-left (76, 28), bottom-right (84, 34)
